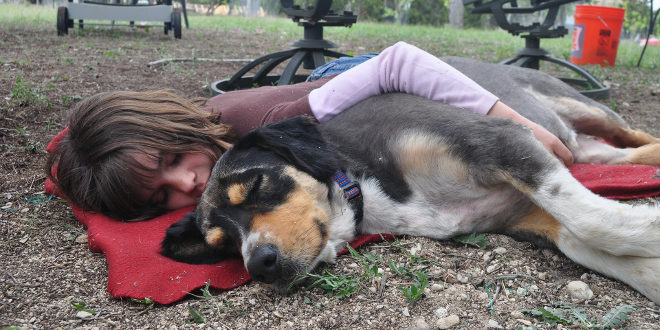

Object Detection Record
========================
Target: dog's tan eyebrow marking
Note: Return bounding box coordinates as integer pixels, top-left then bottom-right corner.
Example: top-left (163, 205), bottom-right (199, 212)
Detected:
top-left (205, 227), bottom-right (225, 246)
top-left (227, 183), bottom-right (249, 205)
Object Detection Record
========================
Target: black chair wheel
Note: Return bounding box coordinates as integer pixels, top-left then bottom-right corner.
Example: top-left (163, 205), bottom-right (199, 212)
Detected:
top-left (57, 6), bottom-right (68, 36)
top-left (172, 8), bottom-right (182, 39)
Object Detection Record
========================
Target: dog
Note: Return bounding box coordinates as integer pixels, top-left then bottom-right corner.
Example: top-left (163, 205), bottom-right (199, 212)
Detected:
top-left (161, 57), bottom-right (660, 304)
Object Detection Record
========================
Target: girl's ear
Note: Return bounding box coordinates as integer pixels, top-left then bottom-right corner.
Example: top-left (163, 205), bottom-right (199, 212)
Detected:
top-left (161, 211), bottom-right (230, 264)
top-left (234, 116), bottom-right (339, 182)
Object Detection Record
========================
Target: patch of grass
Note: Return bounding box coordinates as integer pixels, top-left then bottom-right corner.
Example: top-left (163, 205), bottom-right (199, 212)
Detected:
top-left (13, 123), bottom-right (29, 136)
top-left (297, 236), bottom-right (433, 304)
top-left (452, 232), bottom-right (490, 249)
top-left (23, 141), bottom-right (43, 153)
top-left (300, 269), bottom-right (361, 298)
top-left (62, 95), bottom-right (82, 105)
top-left (9, 75), bottom-right (51, 108)
top-left (185, 280), bottom-right (240, 322)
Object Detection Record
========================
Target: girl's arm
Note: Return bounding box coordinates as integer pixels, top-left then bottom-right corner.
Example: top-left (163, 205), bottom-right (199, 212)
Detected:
top-left (308, 41), bottom-right (573, 166)
top-left (308, 41), bottom-right (498, 121)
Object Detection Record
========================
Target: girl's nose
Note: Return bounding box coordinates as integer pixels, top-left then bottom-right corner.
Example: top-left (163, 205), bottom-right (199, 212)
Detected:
top-left (166, 169), bottom-right (196, 194)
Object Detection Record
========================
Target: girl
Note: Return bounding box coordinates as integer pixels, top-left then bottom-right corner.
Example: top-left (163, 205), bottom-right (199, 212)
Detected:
top-left (46, 42), bottom-right (572, 221)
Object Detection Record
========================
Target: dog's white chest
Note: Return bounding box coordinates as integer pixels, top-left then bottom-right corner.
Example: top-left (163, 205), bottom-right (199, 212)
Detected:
top-left (354, 178), bottom-right (526, 239)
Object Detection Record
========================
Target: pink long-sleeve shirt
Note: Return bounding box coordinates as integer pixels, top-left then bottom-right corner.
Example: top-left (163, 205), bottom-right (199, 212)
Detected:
top-left (206, 42), bottom-right (498, 137)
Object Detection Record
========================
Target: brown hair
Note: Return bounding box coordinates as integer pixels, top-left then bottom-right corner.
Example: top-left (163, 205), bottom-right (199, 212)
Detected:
top-left (46, 90), bottom-right (235, 221)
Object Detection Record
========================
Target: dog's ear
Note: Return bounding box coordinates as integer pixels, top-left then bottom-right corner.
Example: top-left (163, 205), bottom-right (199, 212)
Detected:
top-left (235, 116), bottom-right (338, 181)
top-left (161, 211), bottom-right (234, 264)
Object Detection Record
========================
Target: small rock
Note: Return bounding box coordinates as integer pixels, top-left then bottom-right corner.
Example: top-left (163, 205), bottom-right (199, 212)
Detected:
top-left (482, 252), bottom-right (492, 261)
top-left (567, 280), bottom-right (594, 300)
top-left (476, 291), bottom-right (489, 301)
top-left (486, 319), bottom-right (502, 329)
top-left (538, 272), bottom-right (547, 280)
top-left (402, 306), bottom-right (410, 317)
top-left (510, 310), bottom-right (525, 319)
top-left (493, 247), bottom-right (507, 255)
top-left (272, 311), bottom-right (283, 318)
top-left (435, 307), bottom-right (448, 318)
top-left (21, 207), bottom-right (29, 213)
top-left (622, 101), bottom-right (631, 107)
top-left (431, 283), bottom-right (445, 291)
top-left (412, 317), bottom-right (430, 330)
top-left (486, 264), bottom-right (498, 274)
top-left (541, 249), bottom-right (554, 258)
top-left (517, 319), bottom-right (532, 326)
top-left (409, 243), bottom-right (421, 256)
top-left (456, 273), bottom-right (469, 283)
top-left (436, 315), bottom-right (460, 329)
top-left (75, 234), bottom-right (88, 244)
top-left (76, 311), bottom-right (94, 320)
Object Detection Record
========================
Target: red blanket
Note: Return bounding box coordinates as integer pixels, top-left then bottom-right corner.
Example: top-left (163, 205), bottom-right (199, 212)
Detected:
top-left (44, 129), bottom-right (660, 304)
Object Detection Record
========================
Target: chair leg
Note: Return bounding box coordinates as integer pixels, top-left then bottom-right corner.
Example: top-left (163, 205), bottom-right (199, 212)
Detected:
top-left (499, 55), bottom-right (610, 99)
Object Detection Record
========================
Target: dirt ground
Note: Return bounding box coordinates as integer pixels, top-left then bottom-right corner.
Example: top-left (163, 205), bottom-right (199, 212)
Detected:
top-left (1, 23), bottom-right (659, 329)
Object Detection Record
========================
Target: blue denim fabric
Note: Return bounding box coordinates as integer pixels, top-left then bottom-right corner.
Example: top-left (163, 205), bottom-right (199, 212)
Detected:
top-left (306, 53), bottom-right (379, 82)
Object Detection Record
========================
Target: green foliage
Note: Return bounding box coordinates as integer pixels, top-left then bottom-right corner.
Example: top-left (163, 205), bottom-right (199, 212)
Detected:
top-left (622, 0), bottom-right (655, 36)
top-left (397, 271), bottom-right (428, 304)
top-left (307, 269), bottom-right (361, 298)
top-left (185, 280), bottom-right (239, 320)
top-left (452, 232), bottom-right (490, 249)
top-left (70, 301), bottom-right (96, 315)
top-left (23, 141), bottom-right (43, 153)
top-left (600, 304), bottom-right (635, 328)
top-left (188, 306), bottom-right (206, 324)
top-left (408, 0), bottom-right (449, 26)
top-left (298, 237), bottom-right (433, 304)
top-left (131, 297), bottom-right (154, 306)
top-left (62, 95), bottom-right (83, 105)
top-left (522, 302), bottom-right (635, 328)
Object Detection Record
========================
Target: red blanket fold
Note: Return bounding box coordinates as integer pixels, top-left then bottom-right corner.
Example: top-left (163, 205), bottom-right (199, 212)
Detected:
top-left (44, 129), bottom-right (660, 304)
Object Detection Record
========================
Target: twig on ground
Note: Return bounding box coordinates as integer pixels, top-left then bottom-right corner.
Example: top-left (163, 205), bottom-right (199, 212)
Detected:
top-left (147, 57), bottom-right (254, 67)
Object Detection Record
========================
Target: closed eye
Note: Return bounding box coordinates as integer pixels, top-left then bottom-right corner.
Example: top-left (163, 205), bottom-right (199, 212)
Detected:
top-left (164, 153), bottom-right (182, 167)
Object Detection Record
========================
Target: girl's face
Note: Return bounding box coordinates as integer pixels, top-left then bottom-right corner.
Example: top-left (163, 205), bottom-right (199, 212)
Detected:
top-left (134, 149), bottom-right (214, 210)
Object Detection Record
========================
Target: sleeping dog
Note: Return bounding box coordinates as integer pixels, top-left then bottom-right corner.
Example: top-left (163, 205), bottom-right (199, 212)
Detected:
top-left (162, 57), bottom-right (660, 304)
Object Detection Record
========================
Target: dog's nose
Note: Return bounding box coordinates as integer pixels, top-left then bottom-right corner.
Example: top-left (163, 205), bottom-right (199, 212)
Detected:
top-left (247, 244), bottom-right (281, 284)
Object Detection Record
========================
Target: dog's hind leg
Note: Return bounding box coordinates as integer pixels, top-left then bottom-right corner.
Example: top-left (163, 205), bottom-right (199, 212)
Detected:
top-left (505, 206), bottom-right (660, 304)
top-left (522, 165), bottom-right (660, 258)
top-left (557, 230), bottom-right (660, 304)
top-left (531, 92), bottom-right (660, 147)
top-left (573, 135), bottom-right (660, 166)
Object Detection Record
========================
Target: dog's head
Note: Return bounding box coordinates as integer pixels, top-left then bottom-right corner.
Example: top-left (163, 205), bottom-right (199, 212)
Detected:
top-left (161, 116), bottom-right (352, 291)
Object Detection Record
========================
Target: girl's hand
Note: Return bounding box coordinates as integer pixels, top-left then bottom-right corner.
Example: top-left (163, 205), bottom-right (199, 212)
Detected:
top-left (487, 101), bottom-right (574, 167)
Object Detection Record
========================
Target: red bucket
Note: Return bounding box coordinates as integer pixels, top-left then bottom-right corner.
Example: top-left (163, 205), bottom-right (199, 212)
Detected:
top-left (570, 5), bottom-right (625, 67)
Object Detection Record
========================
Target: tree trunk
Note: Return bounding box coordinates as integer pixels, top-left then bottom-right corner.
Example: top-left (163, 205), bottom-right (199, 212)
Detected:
top-left (246, 0), bottom-right (261, 17)
top-left (448, 0), bottom-right (464, 29)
